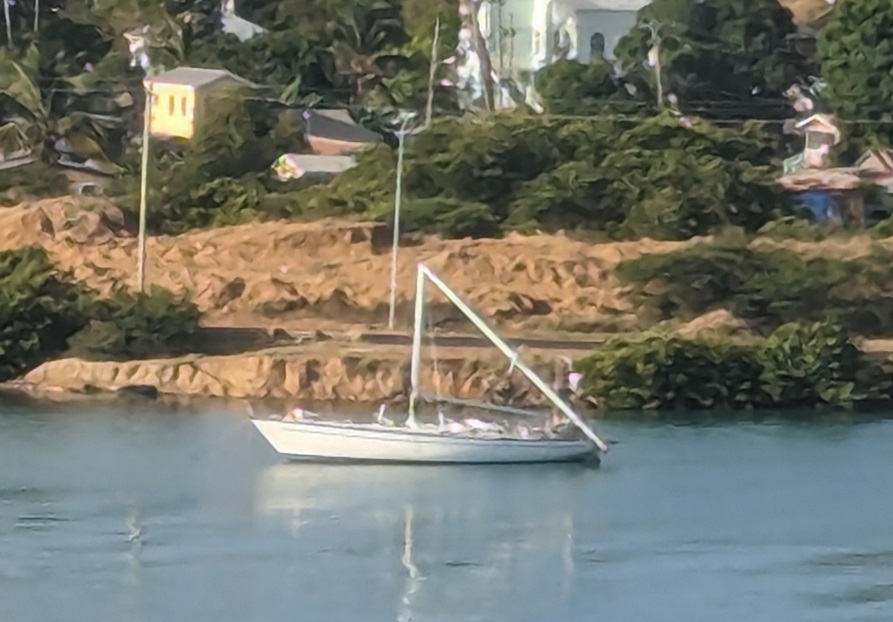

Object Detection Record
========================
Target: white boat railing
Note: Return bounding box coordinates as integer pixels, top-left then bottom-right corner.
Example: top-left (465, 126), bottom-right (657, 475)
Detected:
top-left (407, 263), bottom-right (609, 453)
top-left (418, 392), bottom-right (548, 418)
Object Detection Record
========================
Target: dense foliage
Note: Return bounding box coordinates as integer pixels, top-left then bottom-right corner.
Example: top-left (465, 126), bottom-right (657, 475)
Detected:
top-left (298, 112), bottom-right (788, 240)
top-left (67, 286), bottom-right (201, 361)
top-left (819, 0), bottom-right (893, 151)
top-left (576, 321), bottom-right (893, 411)
top-left (107, 87), bottom-right (307, 234)
top-left (533, 58), bottom-right (642, 117)
top-left (0, 247), bottom-right (89, 381)
top-left (613, 0), bottom-right (811, 120)
top-left (0, 162), bottom-right (70, 206)
top-left (0, 0), bottom-right (460, 169)
top-left (617, 240), bottom-right (893, 336)
top-left (0, 247), bottom-right (200, 381)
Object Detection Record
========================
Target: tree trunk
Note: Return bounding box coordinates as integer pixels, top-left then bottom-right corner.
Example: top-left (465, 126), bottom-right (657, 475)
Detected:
top-left (469, 0), bottom-right (495, 111)
top-left (4, 0), bottom-right (12, 48)
top-left (425, 18), bottom-right (440, 128)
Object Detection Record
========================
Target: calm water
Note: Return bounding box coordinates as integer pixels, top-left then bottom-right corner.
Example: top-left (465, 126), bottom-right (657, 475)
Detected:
top-left (2, 400), bottom-right (893, 622)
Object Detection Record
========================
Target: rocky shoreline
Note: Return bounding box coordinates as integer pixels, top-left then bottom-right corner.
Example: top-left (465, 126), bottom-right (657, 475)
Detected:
top-left (4, 341), bottom-right (574, 407)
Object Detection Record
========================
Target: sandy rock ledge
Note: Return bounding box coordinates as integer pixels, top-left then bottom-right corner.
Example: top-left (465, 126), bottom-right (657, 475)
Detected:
top-left (14, 342), bottom-right (568, 405)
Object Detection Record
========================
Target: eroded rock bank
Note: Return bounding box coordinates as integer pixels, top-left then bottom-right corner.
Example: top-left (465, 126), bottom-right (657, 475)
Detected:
top-left (12, 342), bottom-right (572, 405)
top-left (0, 196), bottom-right (691, 333)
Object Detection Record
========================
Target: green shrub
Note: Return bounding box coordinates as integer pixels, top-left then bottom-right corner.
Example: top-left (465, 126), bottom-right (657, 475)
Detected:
top-left (757, 216), bottom-right (841, 242)
top-left (303, 112), bottom-right (788, 241)
top-left (0, 247), bottom-right (202, 380)
top-left (0, 163), bottom-right (71, 206)
top-left (617, 242), bottom-right (893, 335)
top-left (67, 286), bottom-right (201, 360)
top-left (576, 321), bottom-right (893, 411)
top-left (0, 247), bottom-right (89, 381)
top-left (384, 197), bottom-right (498, 238)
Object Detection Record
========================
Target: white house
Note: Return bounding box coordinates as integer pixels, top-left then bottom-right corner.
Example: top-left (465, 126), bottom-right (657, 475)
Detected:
top-left (478, 0), bottom-right (649, 76)
top-left (221, 0), bottom-right (267, 41)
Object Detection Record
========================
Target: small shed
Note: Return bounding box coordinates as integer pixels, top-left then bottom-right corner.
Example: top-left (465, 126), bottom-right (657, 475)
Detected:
top-left (301, 109), bottom-right (382, 156)
top-left (0, 146), bottom-right (34, 171)
top-left (856, 148), bottom-right (893, 193)
top-left (778, 168), bottom-right (865, 226)
top-left (148, 67), bottom-right (254, 140)
top-left (794, 113), bottom-right (841, 170)
top-left (272, 154), bottom-right (357, 181)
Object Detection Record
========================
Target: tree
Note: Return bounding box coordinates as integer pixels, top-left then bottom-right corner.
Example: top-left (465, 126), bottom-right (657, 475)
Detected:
top-left (614, 0), bottom-right (812, 120)
top-left (302, 112), bottom-right (788, 240)
top-left (0, 44), bottom-right (127, 165)
top-left (819, 0), bottom-right (893, 150)
top-left (534, 58), bottom-right (641, 116)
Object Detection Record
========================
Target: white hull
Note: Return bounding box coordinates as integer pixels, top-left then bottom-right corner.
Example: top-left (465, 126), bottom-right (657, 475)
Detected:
top-left (250, 418), bottom-right (599, 464)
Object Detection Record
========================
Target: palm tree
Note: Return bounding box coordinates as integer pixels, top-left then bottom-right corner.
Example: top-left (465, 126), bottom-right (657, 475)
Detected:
top-left (0, 45), bottom-right (121, 165)
top-left (323, 4), bottom-right (410, 104)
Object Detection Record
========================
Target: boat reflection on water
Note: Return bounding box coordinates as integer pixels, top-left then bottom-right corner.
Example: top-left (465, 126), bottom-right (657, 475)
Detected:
top-left (252, 463), bottom-right (594, 619)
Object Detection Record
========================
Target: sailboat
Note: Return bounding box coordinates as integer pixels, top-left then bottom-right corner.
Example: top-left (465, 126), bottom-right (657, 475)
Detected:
top-left (249, 263), bottom-right (610, 464)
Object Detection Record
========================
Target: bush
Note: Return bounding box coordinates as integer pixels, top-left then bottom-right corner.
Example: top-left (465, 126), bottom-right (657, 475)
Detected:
top-left (534, 58), bottom-right (644, 117)
top-left (0, 247), bottom-right (201, 380)
top-left (756, 216), bottom-right (841, 242)
top-left (576, 321), bottom-right (893, 411)
top-left (0, 247), bottom-right (89, 381)
top-left (617, 242), bottom-right (893, 335)
top-left (306, 112), bottom-right (788, 241)
top-left (111, 92), bottom-right (308, 235)
top-left (67, 286), bottom-right (201, 360)
top-left (0, 163), bottom-right (71, 206)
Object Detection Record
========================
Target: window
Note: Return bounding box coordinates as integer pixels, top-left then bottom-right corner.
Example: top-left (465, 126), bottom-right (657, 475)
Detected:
top-left (806, 131), bottom-right (833, 149)
top-left (168, 95), bottom-right (175, 115)
top-left (181, 96), bottom-right (187, 116)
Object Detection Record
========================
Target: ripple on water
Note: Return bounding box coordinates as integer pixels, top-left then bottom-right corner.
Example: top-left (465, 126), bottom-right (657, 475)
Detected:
top-left (4, 407), bottom-right (893, 622)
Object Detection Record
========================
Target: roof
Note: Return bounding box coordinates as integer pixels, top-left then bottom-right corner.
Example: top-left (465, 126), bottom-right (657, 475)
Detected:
top-left (778, 0), bottom-right (835, 27)
top-left (151, 67), bottom-right (253, 88)
top-left (778, 168), bottom-right (862, 192)
top-left (555, 0), bottom-right (831, 20)
top-left (794, 113), bottom-right (841, 144)
top-left (856, 149), bottom-right (893, 174)
top-left (278, 154), bottom-right (356, 172)
top-left (794, 113), bottom-right (836, 130)
top-left (221, 14), bottom-right (267, 41)
top-left (560, 0), bottom-right (650, 10)
top-left (315, 109), bottom-right (355, 124)
top-left (303, 109), bottom-right (382, 144)
top-left (273, 154), bottom-right (357, 180)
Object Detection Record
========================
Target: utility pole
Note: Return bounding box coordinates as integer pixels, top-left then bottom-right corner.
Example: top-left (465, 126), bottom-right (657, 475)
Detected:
top-left (4, 0), bottom-right (12, 48)
top-left (425, 18), bottom-right (440, 129)
top-left (387, 112), bottom-right (417, 330)
top-left (33, 0), bottom-right (38, 31)
top-left (469, 0), bottom-right (495, 111)
top-left (136, 81), bottom-right (152, 293)
top-left (646, 20), bottom-right (664, 109)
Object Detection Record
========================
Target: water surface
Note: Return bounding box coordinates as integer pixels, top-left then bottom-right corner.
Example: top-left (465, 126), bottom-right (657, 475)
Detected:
top-left (2, 400), bottom-right (892, 622)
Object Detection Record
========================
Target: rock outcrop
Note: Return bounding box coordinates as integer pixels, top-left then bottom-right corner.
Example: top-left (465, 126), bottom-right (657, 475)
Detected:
top-left (0, 197), bottom-right (697, 332)
top-left (17, 342), bottom-right (570, 404)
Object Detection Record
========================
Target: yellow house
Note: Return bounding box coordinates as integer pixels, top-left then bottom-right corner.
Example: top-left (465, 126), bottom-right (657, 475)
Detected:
top-left (148, 67), bottom-right (252, 140)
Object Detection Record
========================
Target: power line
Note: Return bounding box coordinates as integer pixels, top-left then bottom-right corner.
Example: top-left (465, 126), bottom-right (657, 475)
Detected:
top-left (6, 88), bottom-right (893, 125)
top-left (15, 78), bottom-right (893, 114)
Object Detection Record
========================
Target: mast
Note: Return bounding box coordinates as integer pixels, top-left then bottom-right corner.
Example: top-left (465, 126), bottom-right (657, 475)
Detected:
top-left (417, 263), bottom-right (609, 452)
top-left (407, 265), bottom-right (426, 427)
